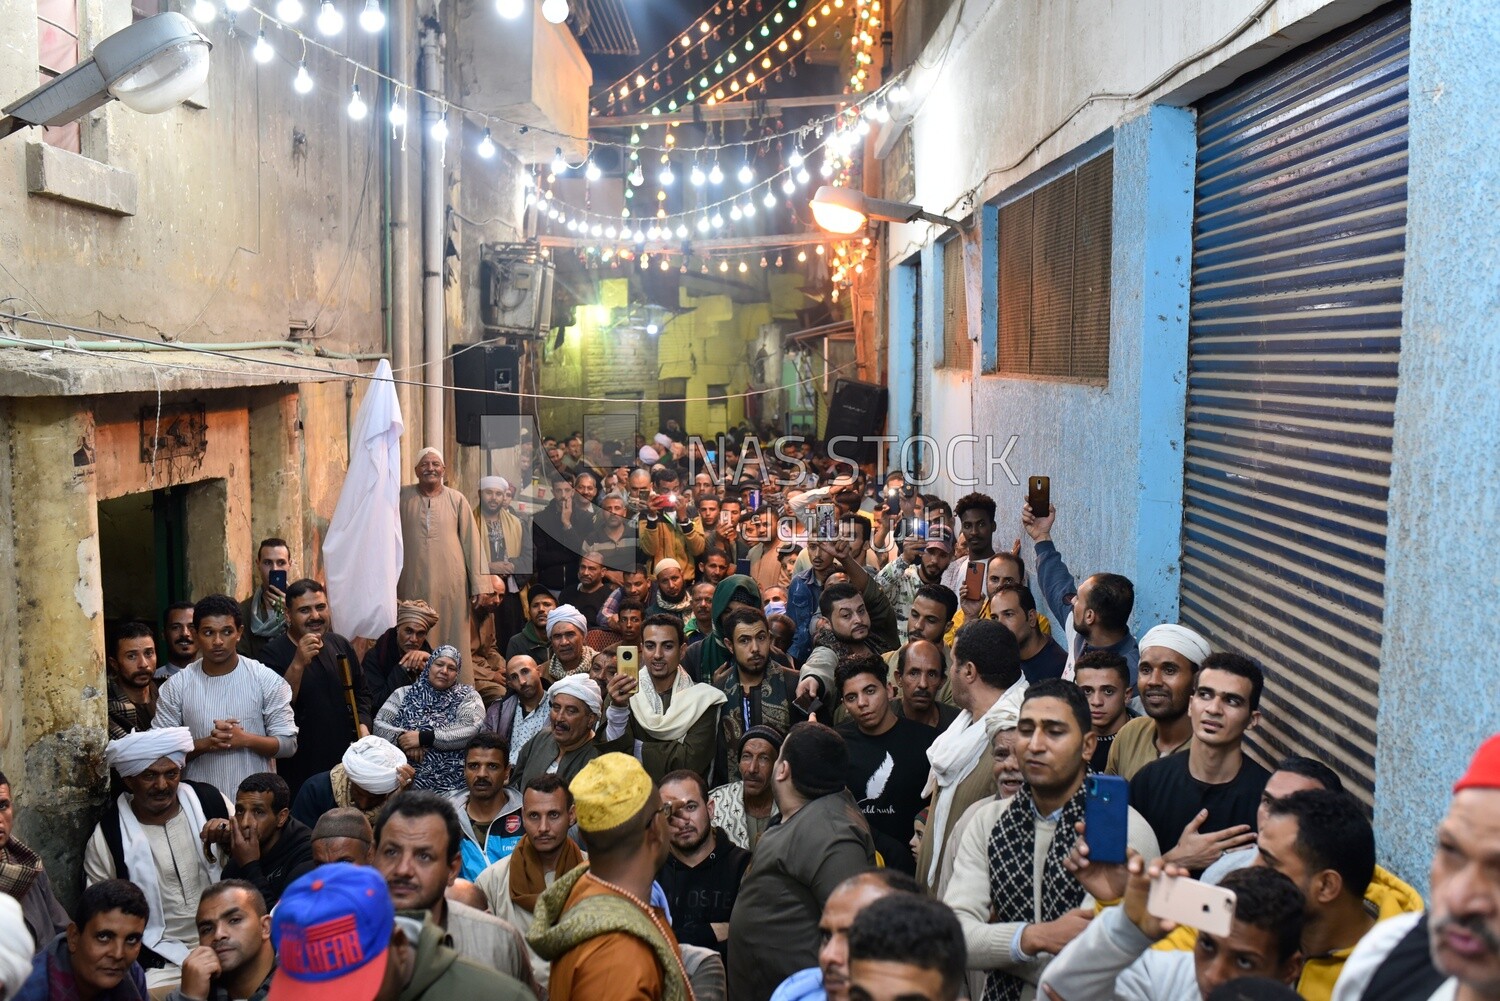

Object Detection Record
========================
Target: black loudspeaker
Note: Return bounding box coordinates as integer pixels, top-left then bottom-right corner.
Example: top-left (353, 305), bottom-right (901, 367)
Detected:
top-left (823, 378), bottom-right (889, 465)
top-left (453, 342), bottom-right (521, 446)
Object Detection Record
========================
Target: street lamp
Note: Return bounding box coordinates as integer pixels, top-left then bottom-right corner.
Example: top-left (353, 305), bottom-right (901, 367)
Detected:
top-left (0, 13), bottom-right (211, 139)
top-left (809, 184), bottom-right (964, 234)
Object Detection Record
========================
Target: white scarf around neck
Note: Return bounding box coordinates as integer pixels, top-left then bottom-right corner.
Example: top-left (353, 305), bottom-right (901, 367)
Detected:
top-left (629, 668), bottom-right (727, 742)
top-left (116, 786), bottom-right (223, 964)
top-left (921, 674), bottom-right (1027, 883)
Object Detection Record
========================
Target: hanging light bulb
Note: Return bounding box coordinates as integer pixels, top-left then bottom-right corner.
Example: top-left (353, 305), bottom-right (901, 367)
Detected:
top-left (252, 29), bottom-right (275, 61)
top-left (389, 94), bottom-right (407, 126)
top-left (711, 211), bottom-right (724, 228)
top-left (775, 254), bottom-right (783, 267)
top-left (629, 164), bottom-right (645, 186)
top-left (739, 261), bottom-right (749, 273)
top-left (190, 0), bottom-right (216, 24)
top-left (742, 201), bottom-right (756, 217)
top-left (708, 162), bottom-right (724, 184)
top-left (781, 177), bottom-right (795, 195)
top-left (697, 216), bottom-right (710, 234)
top-left (719, 260), bottom-right (730, 273)
top-left (659, 162), bottom-right (676, 185)
top-left (551, 147), bottom-right (567, 174)
top-left (591, 224), bottom-right (603, 237)
top-left (763, 190), bottom-right (777, 208)
top-left (585, 159), bottom-right (602, 181)
top-left (276, 0), bottom-right (303, 20)
top-left (730, 205), bottom-right (743, 221)
top-left (690, 163), bottom-right (706, 186)
top-left (316, 0), bottom-right (343, 33)
top-left (788, 149), bottom-right (804, 168)
top-left (797, 168), bottom-right (810, 185)
top-left (797, 250), bottom-right (807, 262)
top-left (358, 0), bottom-right (385, 30)
top-left (675, 224), bottom-right (689, 238)
top-left (605, 225), bottom-right (617, 239)
top-left (347, 83), bottom-right (367, 119)
top-left (495, 0), bottom-right (523, 16)
top-left (430, 113), bottom-right (448, 142)
top-left (477, 128), bottom-right (495, 158)
top-left (293, 62), bottom-right (313, 94)
top-left (541, 0), bottom-right (568, 23)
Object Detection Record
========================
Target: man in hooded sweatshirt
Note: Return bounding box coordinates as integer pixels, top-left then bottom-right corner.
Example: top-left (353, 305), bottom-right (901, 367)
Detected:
top-left (203, 773), bottom-right (315, 909)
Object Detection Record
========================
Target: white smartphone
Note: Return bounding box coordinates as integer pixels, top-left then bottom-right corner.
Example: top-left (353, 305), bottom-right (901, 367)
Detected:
top-left (1147, 874), bottom-right (1236, 938)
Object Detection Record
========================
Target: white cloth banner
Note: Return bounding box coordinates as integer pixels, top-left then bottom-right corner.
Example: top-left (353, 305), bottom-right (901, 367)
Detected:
top-left (323, 359), bottom-right (405, 638)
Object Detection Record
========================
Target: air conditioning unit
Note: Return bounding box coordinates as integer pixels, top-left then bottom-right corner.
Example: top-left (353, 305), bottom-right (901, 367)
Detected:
top-left (480, 244), bottom-right (555, 335)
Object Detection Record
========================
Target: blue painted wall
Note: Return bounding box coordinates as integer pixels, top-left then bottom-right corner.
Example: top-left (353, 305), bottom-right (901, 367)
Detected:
top-left (928, 105), bottom-right (1196, 632)
top-left (1375, 0), bottom-right (1500, 892)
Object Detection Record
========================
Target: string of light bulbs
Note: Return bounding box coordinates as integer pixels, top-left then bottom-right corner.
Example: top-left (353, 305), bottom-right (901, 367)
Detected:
top-left (596, 0), bottom-right (787, 102)
top-left (229, 0), bottom-right (905, 153)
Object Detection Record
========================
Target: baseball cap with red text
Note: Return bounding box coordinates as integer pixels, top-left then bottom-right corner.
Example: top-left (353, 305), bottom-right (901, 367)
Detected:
top-left (268, 863), bottom-right (393, 1001)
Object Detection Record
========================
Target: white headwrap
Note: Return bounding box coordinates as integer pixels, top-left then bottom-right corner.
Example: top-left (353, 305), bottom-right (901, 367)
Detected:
top-left (342, 735), bottom-right (408, 794)
top-left (550, 674), bottom-right (603, 717)
top-left (546, 604), bottom-right (588, 638)
top-left (478, 475), bottom-right (511, 491)
top-left (104, 727), bottom-right (194, 778)
top-left (653, 558), bottom-right (683, 576)
top-left (653, 433), bottom-right (673, 450)
top-left (416, 446), bottom-right (443, 464)
top-left (1139, 623), bottom-right (1214, 668)
top-left (638, 446), bottom-right (660, 464)
top-left (0, 896), bottom-right (33, 997)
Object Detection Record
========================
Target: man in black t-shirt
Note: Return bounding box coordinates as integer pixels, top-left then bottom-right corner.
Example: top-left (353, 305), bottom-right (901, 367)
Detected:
top-left (834, 654), bottom-right (938, 874)
top-left (656, 769), bottom-right (751, 961)
top-left (1130, 651), bottom-right (1270, 874)
top-left (558, 548), bottom-right (611, 626)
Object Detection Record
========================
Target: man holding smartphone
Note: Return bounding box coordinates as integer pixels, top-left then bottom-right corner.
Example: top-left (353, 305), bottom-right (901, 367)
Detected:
top-left (945, 679), bottom-right (1159, 998)
top-left (237, 538), bottom-right (291, 661)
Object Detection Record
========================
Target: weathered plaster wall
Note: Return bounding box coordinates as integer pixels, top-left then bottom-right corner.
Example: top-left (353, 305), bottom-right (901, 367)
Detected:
top-left (1374, 0), bottom-right (1500, 891)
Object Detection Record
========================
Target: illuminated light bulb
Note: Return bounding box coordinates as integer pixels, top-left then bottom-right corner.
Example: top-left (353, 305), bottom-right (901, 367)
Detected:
top-left (710, 212), bottom-right (724, 228)
top-left (650, 106), bottom-right (661, 116)
top-left (792, 28), bottom-right (803, 40)
top-left (789, 150), bottom-right (804, 168)
top-left (700, 19), bottom-right (709, 31)
top-left (726, 52), bottom-right (737, 64)
top-left (821, 2), bottom-right (830, 11)
top-left (635, 73), bottom-right (646, 87)
top-left (646, 322), bottom-right (659, 335)
top-left (781, 177), bottom-right (795, 195)
top-left (815, 244), bottom-right (826, 255)
top-left (605, 225), bottom-right (617, 238)
top-left (720, 260), bottom-right (729, 272)
top-left (541, 0), bottom-right (568, 22)
top-left (619, 85), bottom-right (630, 98)
top-left (709, 163), bottom-right (724, 184)
top-left (430, 113), bottom-right (448, 142)
top-left (777, 40), bottom-right (787, 52)
top-left (668, 99), bottom-right (678, 111)
top-left (634, 229), bottom-right (645, 242)
top-left (293, 62), bottom-right (313, 94)
top-left (675, 224), bottom-right (688, 238)
top-left (496, 0), bottom-right (522, 16)
top-left (775, 255), bottom-right (783, 266)
top-left (276, 0), bottom-right (303, 20)
top-left (347, 83), bottom-right (367, 119)
top-left (739, 261), bottom-right (749, 273)
top-left (891, 82), bottom-right (910, 103)
top-left (738, 163), bottom-right (753, 184)
top-left (477, 128), bottom-right (495, 157)
top-left (388, 96), bottom-right (406, 126)
top-left (316, 0), bottom-right (343, 32)
top-left (552, 148), bottom-right (567, 173)
top-left (774, 10), bottom-right (783, 21)
top-left (690, 164), bottom-right (706, 186)
top-left (797, 250), bottom-right (807, 262)
top-left (358, 0), bottom-right (385, 29)
top-left (253, 29), bottom-right (275, 61)
top-left (797, 168), bottom-right (810, 184)
top-left (763, 190), bottom-right (777, 208)
top-left (821, 160), bottom-right (834, 177)
top-left (699, 76), bottom-right (709, 88)
top-left (730, 81), bottom-right (740, 92)
top-left (590, 224), bottom-right (603, 237)
top-left (808, 15), bottom-right (817, 25)
top-left (629, 131), bottom-right (640, 144)
top-left (730, 205), bottom-right (743, 221)
top-left (697, 216), bottom-right (710, 233)
top-left (629, 165), bottom-right (644, 186)
top-left (762, 56), bottom-right (773, 68)
top-left (745, 38), bottom-right (754, 50)
top-left (191, 0), bottom-right (216, 24)
top-left (743, 201), bottom-right (756, 217)
top-left (760, 256), bottom-right (768, 267)
top-left (663, 260), bottom-right (672, 271)
top-left (585, 159), bottom-right (602, 181)
top-left (566, 219), bottom-right (578, 231)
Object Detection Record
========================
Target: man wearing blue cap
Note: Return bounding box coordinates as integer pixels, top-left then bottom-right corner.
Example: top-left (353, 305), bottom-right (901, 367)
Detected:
top-left (266, 863), bottom-right (532, 1001)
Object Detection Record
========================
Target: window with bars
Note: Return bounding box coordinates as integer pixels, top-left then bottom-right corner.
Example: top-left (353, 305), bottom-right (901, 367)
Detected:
top-left (37, 0), bottom-right (81, 152)
top-left (994, 150), bottom-right (1113, 382)
top-left (940, 235), bottom-right (971, 370)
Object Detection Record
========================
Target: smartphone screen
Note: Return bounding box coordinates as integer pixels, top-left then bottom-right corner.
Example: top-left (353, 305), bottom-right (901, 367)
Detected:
top-left (269, 569), bottom-right (288, 592)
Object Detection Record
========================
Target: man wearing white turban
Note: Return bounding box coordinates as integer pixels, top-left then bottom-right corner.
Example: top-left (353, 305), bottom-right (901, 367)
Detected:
top-left (398, 446), bottom-right (494, 686)
top-left (543, 604), bottom-right (595, 681)
top-left (289, 734), bottom-right (414, 828)
top-left (84, 729), bottom-right (233, 977)
top-left (1105, 622), bottom-right (1215, 780)
top-left (510, 673), bottom-right (626, 791)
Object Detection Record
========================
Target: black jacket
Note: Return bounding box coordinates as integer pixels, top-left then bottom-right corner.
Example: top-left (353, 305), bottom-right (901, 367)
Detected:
top-left (223, 818), bottom-right (316, 908)
top-left (655, 828), bottom-right (751, 960)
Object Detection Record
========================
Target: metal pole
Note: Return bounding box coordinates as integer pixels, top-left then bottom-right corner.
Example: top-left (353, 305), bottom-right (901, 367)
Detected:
top-left (420, 20), bottom-right (444, 450)
top-left (387, 0), bottom-right (413, 471)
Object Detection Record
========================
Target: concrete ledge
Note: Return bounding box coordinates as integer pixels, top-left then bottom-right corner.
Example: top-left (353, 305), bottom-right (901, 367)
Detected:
top-left (25, 141), bottom-right (137, 217)
top-left (0, 347), bottom-right (364, 397)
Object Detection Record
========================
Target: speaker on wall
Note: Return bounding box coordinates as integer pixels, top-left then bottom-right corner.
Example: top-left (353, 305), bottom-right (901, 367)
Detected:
top-left (453, 342), bottom-right (522, 447)
top-left (823, 378), bottom-right (889, 465)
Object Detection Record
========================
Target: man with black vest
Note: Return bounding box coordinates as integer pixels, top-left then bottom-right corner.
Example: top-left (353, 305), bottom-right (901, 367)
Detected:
top-left (83, 728), bottom-right (232, 982)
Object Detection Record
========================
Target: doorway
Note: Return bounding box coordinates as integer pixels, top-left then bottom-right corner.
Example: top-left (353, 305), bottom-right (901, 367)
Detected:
top-left (658, 379), bottom-right (687, 434)
top-left (97, 486), bottom-right (193, 637)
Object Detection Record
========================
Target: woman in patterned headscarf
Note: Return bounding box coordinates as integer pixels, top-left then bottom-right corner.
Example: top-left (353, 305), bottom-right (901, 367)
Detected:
top-left (373, 645), bottom-right (484, 791)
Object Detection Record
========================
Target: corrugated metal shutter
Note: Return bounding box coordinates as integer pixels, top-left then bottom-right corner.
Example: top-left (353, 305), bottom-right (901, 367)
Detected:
top-left (1179, 3), bottom-right (1409, 804)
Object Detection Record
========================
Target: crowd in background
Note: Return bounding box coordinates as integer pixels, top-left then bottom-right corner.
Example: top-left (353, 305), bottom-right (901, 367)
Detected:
top-left (2, 415), bottom-right (1497, 1001)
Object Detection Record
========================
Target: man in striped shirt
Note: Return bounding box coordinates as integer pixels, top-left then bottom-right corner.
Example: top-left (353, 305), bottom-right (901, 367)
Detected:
top-left (154, 594), bottom-right (299, 800)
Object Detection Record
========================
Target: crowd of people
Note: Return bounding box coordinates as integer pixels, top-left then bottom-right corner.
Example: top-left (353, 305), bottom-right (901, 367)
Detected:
top-left (3, 419), bottom-right (1498, 1001)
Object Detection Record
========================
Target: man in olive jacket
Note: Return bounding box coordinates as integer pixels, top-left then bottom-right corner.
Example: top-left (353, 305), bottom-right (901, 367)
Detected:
top-left (727, 723), bottom-right (877, 1001)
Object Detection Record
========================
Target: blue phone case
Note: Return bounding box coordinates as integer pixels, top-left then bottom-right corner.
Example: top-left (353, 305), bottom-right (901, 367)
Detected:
top-left (1084, 774), bottom-right (1130, 864)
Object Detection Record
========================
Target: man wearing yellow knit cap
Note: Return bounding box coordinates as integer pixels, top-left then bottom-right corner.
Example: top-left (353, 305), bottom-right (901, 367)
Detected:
top-left (526, 753), bottom-right (695, 1001)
